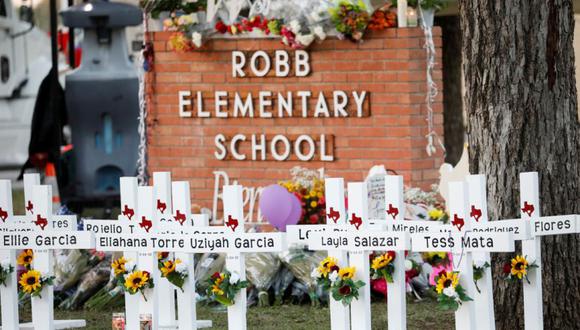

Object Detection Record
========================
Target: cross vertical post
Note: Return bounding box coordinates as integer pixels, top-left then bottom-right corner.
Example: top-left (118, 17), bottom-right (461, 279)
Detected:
top-left (384, 175), bottom-right (406, 330)
top-left (325, 178), bottom-right (350, 330)
top-left (0, 180), bottom-right (18, 328)
top-left (520, 172), bottom-right (543, 330)
top-left (223, 185), bottom-right (246, 330)
top-left (346, 182), bottom-right (371, 330)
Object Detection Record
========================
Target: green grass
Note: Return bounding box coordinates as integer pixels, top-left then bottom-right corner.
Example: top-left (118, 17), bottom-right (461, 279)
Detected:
top-left (16, 300), bottom-right (452, 329)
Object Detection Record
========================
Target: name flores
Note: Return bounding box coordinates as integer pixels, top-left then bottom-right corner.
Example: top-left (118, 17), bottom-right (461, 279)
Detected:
top-left (98, 236), bottom-right (276, 250)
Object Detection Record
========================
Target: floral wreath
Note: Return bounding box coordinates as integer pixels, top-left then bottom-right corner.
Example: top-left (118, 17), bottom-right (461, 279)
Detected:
top-left (206, 270), bottom-right (248, 306)
top-left (158, 252), bottom-right (188, 292)
top-left (434, 270), bottom-right (472, 311)
top-left (472, 260), bottom-right (491, 293)
top-left (502, 255), bottom-right (538, 284)
top-left (312, 256), bottom-right (365, 306)
top-left (111, 256), bottom-right (155, 301)
top-left (0, 259), bottom-right (14, 287)
top-left (370, 251), bottom-right (396, 283)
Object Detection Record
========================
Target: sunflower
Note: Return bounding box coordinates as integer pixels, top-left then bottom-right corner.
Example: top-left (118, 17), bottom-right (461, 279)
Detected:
top-left (17, 249), bottom-right (34, 267)
top-left (111, 257), bottom-right (127, 276)
top-left (160, 259), bottom-right (181, 277)
top-left (319, 257), bottom-right (339, 277)
top-left (338, 267), bottom-right (356, 280)
top-left (436, 271), bottom-right (459, 294)
top-left (211, 284), bottom-right (224, 296)
top-left (157, 252), bottom-right (169, 260)
top-left (510, 255), bottom-right (529, 279)
top-left (124, 271), bottom-right (150, 293)
top-left (19, 270), bottom-right (41, 294)
top-left (428, 208), bottom-right (445, 220)
top-left (371, 253), bottom-right (393, 270)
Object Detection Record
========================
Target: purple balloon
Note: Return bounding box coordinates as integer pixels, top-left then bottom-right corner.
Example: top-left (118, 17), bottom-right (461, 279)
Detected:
top-left (283, 194), bottom-right (302, 231)
top-left (259, 185), bottom-right (292, 231)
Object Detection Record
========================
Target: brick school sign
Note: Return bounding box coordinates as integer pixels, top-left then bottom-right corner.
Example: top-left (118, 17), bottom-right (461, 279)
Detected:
top-left (146, 28), bottom-right (444, 210)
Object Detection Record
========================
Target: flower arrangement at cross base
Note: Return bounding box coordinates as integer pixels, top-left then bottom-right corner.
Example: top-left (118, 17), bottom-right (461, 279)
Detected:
top-left (472, 260), bottom-right (491, 293)
top-left (0, 259), bottom-right (14, 287)
top-left (158, 254), bottom-right (188, 292)
top-left (111, 256), bottom-right (155, 301)
top-left (18, 269), bottom-right (54, 298)
top-left (206, 270), bottom-right (248, 306)
top-left (502, 255), bottom-right (538, 284)
top-left (370, 251), bottom-right (396, 283)
top-left (434, 270), bottom-right (472, 311)
top-left (312, 256), bottom-right (365, 306)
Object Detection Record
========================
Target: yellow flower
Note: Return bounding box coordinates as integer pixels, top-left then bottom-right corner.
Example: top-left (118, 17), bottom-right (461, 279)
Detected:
top-left (19, 270), bottom-right (41, 294)
top-left (124, 271), bottom-right (150, 293)
top-left (317, 192), bottom-right (323, 199)
top-left (428, 208), bottom-right (445, 220)
top-left (160, 259), bottom-right (181, 277)
top-left (157, 252), bottom-right (169, 260)
top-left (111, 257), bottom-right (128, 276)
top-left (17, 249), bottom-right (34, 267)
top-left (371, 254), bottom-right (392, 270)
top-left (211, 284), bottom-right (224, 296)
top-left (339, 267), bottom-right (356, 280)
top-left (310, 201), bottom-right (318, 208)
top-left (511, 255), bottom-right (529, 279)
top-left (319, 257), bottom-right (338, 276)
top-left (309, 191), bottom-right (317, 198)
top-left (435, 271), bottom-right (459, 294)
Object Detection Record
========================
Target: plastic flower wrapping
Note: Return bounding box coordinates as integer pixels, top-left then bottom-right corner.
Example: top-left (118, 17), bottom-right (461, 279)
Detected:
top-left (245, 252), bottom-right (281, 306)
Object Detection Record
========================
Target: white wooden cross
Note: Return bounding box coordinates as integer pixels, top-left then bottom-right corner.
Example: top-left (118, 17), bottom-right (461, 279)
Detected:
top-left (307, 180), bottom-right (410, 330)
top-left (410, 181), bottom-right (515, 330)
top-left (0, 180), bottom-right (91, 330)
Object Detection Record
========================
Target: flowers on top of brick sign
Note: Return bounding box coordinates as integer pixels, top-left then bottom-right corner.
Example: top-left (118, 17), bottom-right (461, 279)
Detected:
top-left (434, 270), bottom-right (472, 311)
top-left (206, 270), bottom-right (248, 306)
top-left (329, 1), bottom-right (370, 42)
top-left (502, 255), bottom-right (539, 284)
top-left (0, 259), bottom-right (14, 287)
top-left (279, 167), bottom-right (325, 225)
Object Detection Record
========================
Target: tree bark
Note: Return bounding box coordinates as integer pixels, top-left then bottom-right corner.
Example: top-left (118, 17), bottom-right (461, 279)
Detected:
top-left (458, 0), bottom-right (580, 328)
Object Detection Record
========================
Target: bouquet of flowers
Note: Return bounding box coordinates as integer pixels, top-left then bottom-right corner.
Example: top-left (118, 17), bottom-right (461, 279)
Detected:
top-left (280, 249), bottom-right (326, 306)
top-left (206, 270), bottom-right (248, 306)
top-left (367, 4), bottom-right (397, 30)
top-left (502, 255), bottom-right (538, 284)
top-left (279, 167), bottom-right (325, 225)
top-left (329, 0), bottom-right (370, 42)
top-left (427, 207), bottom-right (449, 223)
top-left (158, 254), bottom-right (188, 292)
top-left (472, 260), bottom-right (491, 293)
top-left (312, 257), bottom-right (365, 306)
top-left (17, 249), bottom-right (34, 268)
top-left (434, 270), bottom-right (472, 311)
top-left (111, 257), bottom-right (155, 301)
top-left (162, 11), bottom-right (203, 50)
top-left (0, 259), bottom-right (14, 286)
top-left (370, 251), bottom-right (396, 283)
top-left (19, 269), bottom-right (55, 298)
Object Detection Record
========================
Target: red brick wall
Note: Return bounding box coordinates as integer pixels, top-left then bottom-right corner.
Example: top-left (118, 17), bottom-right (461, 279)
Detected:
top-left (147, 28), bottom-right (444, 209)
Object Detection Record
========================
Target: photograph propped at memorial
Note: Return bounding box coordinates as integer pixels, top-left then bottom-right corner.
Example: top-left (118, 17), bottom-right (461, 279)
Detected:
top-left (0, 0), bottom-right (578, 329)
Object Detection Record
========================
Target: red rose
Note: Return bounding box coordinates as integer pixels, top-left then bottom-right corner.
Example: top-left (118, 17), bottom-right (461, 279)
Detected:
top-left (211, 272), bottom-right (221, 280)
top-left (387, 251), bottom-right (396, 261)
top-left (438, 270), bottom-right (447, 278)
top-left (215, 21), bottom-right (227, 34)
top-left (339, 285), bottom-right (351, 295)
top-left (330, 265), bottom-right (340, 273)
top-left (503, 263), bottom-right (512, 274)
top-left (309, 214), bottom-right (319, 224)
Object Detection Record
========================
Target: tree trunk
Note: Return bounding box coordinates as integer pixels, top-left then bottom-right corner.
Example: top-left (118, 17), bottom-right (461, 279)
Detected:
top-left (458, 0), bottom-right (580, 328)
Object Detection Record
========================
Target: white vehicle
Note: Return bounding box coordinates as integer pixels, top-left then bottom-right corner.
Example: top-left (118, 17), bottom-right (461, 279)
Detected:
top-left (0, 0), bottom-right (52, 167)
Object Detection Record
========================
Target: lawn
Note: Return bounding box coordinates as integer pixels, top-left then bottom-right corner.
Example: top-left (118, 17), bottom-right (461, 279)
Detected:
top-left (17, 300), bottom-right (452, 329)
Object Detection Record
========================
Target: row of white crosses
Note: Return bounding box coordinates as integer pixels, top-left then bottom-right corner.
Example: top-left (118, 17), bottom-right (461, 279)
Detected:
top-left (0, 174), bottom-right (90, 330)
top-left (299, 172), bottom-right (579, 330)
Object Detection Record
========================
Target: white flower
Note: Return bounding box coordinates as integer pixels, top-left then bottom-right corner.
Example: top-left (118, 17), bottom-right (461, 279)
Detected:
top-left (175, 262), bottom-right (188, 274)
top-left (296, 34), bottom-right (314, 47)
top-left (310, 11), bottom-right (322, 22)
top-left (229, 272), bottom-right (240, 285)
top-left (191, 32), bottom-right (202, 48)
top-left (404, 260), bottom-right (413, 271)
top-left (289, 20), bottom-right (301, 34)
top-left (311, 267), bottom-right (321, 279)
top-left (329, 271), bottom-right (339, 284)
top-left (124, 260), bottom-right (136, 272)
top-left (189, 13), bottom-right (199, 25)
top-left (443, 286), bottom-right (457, 298)
top-left (0, 259), bottom-right (10, 269)
top-left (313, 26), bottom-right (326, 41)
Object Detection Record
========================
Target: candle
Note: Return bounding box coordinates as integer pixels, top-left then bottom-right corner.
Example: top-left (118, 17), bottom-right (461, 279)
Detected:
top-left (407, 7), bottom-right (418, 27)
top-left (112, 312), bottom-right (125, 330)
top-left (397, 0), bottom-right (408, 27)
